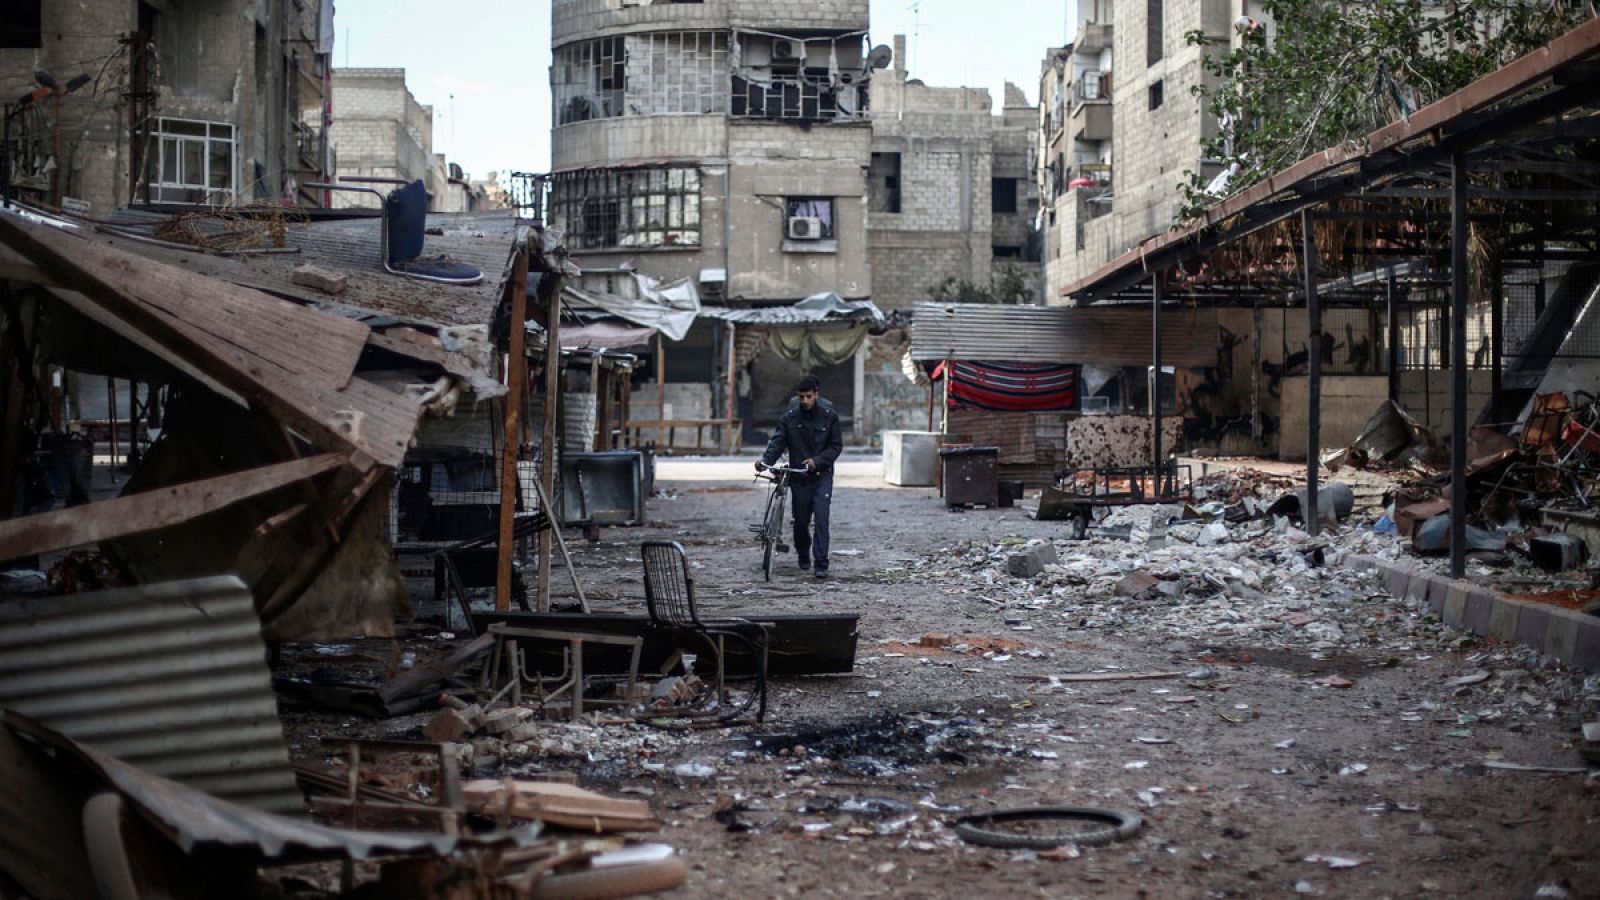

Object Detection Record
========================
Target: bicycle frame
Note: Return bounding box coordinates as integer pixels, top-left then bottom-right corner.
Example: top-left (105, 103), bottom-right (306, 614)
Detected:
top-left (751, 466), bottom-right (807, 579)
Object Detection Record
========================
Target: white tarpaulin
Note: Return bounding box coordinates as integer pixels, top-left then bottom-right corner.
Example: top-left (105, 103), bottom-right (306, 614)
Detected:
top-left (563, 272), bottom-right (702, 341)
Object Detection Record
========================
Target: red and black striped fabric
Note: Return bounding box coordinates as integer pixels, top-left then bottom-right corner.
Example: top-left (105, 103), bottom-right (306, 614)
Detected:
top-left (933, 361), bottom-right (1079, 411)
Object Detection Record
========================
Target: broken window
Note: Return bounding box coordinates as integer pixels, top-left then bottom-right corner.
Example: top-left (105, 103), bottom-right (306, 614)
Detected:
top-left (553, 36), bottom-right (626, 124)
top-left (624, 31), bottom-right (729, 116)
top-left (869, 152), bottom-right (901, 213)
top-left (784, 197), bottom-right (835, 241)
top-left (144, 118), bottom-right (235, 205)
top-left (730, 32), bottom-right (870, 123)
top-left (992, 178), bottom-right (1018, 214)
top-left (553, 32), bottom-right (728, 125)
top-left (551, 166), bottom-right (701, 250)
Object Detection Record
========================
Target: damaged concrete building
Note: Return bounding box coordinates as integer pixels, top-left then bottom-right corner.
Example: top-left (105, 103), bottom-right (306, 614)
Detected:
top-left (0, 0), bottom-right (335, 215)
top-left (328, 68), bottom-right (490, 213)
top-left (548, 0), bottom-right (878, 441)
top-left (866, 35), bottom-right (1042, 311)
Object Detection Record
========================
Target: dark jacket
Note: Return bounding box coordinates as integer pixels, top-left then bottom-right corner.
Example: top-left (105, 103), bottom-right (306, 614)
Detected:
top-left (761, 396), bottom-right (844, 477)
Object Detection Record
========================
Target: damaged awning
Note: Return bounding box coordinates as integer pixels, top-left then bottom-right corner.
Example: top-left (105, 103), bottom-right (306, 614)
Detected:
top-left (0, 206), bottom-right (532, 641)
top-left (561, 271), bottom-right (701, 341)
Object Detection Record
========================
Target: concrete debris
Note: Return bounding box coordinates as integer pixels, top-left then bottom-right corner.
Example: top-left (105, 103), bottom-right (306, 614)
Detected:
top-left (290, 262), bottom-right (349, 294)
top-left (1006, 541), bottom-right (1059, 578)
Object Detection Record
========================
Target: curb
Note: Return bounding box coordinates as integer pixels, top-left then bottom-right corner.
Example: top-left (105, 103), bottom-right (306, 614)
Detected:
top-left (1341, 553), bottom-right (1600, 672)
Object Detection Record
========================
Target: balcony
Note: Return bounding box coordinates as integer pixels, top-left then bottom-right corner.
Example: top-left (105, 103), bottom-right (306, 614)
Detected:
top-left (1071, 73), bottom-right (1112, 142)
top-left (1073, 21), bottom-right (1114, 56)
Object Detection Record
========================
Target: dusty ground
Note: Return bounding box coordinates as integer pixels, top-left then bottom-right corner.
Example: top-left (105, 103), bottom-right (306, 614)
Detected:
top-left (288, 456), bottom-right (1600, 900)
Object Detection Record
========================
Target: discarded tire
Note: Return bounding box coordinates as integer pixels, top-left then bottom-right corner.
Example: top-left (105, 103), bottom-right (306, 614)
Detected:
top-left (953, 806), bottom-right (1142, 850)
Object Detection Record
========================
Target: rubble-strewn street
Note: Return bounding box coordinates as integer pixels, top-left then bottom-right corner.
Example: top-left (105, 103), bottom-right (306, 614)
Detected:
top-left (282, 458), bottom-right (1600, 899)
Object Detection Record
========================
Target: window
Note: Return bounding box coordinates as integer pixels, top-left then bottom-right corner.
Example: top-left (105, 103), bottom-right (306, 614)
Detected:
top-left (992, 178), bottom-right (1018, 214)
top-left (869, 152), bottom-right (901, 213)
top-left (144, 118), bottom-right (236, 205)
top-left (1148, 80), bottom-right (1164, 110)
top-left (552, 32), bottom-right (728, 126)
top-left (1147, 0), bottom-right (1164, 64)
top-left (550, 166), bottom-right (701, 250)
top-left (730, 33), bottom-right (870, 122)
top-left (0, 0), bottom-right (42, 48)
top-left (784, 197), bottom-right (835, 240)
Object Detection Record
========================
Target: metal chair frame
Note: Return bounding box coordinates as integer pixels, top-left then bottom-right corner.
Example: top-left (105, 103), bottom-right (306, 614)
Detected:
top-left (640, 541), bottom-right (768, 722)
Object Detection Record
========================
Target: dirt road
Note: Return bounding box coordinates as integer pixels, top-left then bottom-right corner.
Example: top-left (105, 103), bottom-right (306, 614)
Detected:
top-left (540, 457), bottom-right (1599, 900)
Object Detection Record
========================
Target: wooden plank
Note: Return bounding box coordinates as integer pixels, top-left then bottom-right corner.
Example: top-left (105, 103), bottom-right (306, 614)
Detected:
top-left (0, 214), bottom-right (418, 466)
top-left (0, 453), bottom-right (348, 562)
top-left (496, 247), bottom-right (529, 613)
top-left (538, 265), bottom-right (561, 612)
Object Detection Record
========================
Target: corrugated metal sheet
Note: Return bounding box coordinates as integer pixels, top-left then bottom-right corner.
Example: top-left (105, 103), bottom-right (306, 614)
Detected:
top-left (7, 716), bottom-right (541, 863)
top-left (911, 303), bottom-right (1218, 367)
top-left (0, 577), bottom-right (301, 814)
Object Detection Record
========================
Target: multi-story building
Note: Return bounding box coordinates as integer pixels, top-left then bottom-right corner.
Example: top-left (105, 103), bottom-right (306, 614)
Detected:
top-left (0, 0), bottom-right (334, 215)
top-left (867, 35), bottom-right (1042, 310)
top-left (1039, 0), bottom-right (1234, 301)
top-left (327, 68), bottom-right (452, 210)
top-left (549, 0), bottom-right (878, 428)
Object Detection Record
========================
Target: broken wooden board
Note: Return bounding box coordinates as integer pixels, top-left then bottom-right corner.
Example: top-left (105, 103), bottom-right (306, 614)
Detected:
top-left (0, 453), bottom-right (347, 563)
top-left (461, 779), bottom-right (659, 833)
top-left (0, 213), bottom-right (421, 467)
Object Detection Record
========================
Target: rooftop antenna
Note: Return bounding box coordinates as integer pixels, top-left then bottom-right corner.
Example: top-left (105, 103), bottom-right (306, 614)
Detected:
top-left (906, 0), bottom-right (920, 75)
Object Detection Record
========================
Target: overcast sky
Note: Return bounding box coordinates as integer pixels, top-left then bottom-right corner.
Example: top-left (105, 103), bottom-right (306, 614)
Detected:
top-left (332, 0), bottom-right (1073, 180)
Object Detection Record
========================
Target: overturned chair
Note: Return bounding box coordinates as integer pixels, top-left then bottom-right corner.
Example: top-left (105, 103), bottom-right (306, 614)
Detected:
top-left (641, 541), bottom-right (769, 724)
top-left (306, 177), bottom-right (483, 284)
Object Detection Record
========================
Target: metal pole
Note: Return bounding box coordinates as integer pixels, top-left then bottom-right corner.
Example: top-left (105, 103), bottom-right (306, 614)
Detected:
top-left (1449, 152), bottom-right (1470, 579)
top-left (655, 333), bottom-right (666, 449)
top-left (494, 246), bottom-right (529, 613)
top-left (1302, 209), bottom-right (1320, 537)
top-left (1490, 256), bottom-right (1504, 423)
top-left (1386, 268), bottom-right (1400, 404)
top-left (725, 322), bottom-right (738, 453)
top-left (1151, 274), bottom-right (1163, 495)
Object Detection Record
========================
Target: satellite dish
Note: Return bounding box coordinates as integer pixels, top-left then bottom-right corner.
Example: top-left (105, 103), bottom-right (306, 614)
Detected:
top-left (868, 44), bottom-right (894, 70)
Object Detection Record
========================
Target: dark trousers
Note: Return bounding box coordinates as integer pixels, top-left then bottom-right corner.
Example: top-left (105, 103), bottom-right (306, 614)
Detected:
top-left (789, 471), bottom-right (833, 570)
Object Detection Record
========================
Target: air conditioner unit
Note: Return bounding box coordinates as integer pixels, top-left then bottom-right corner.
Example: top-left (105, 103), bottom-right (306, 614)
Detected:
top-left (1081, 396), bottom-right (1111, 415)
top-left (771, 39), bottom-right (805, 64)
top-left (787, 216), bottom-right (824, 240)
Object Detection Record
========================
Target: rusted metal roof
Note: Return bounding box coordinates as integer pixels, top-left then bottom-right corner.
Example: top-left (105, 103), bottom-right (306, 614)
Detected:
top-left (1062, 15), bottom-right (1600, 303)
top-left (101, 209), bottom-right (523, 329)
top-left (0, 577), bottom-right (300, 814)
top-left (910, 302), bottom-right (1218, 367)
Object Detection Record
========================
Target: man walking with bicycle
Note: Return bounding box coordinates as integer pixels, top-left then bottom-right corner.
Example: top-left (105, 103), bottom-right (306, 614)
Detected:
top-left (756, 375), bottom-right (843, 578)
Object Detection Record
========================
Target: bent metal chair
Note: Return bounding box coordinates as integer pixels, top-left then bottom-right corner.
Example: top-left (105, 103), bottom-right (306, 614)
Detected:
top-left (640, 541), bottom-right (768, 723)
top-left (305, 178), bottom-right (483, 285)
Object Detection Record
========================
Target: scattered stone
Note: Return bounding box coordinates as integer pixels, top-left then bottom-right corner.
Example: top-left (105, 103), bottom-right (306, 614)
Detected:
top-left (1007, 542), bottom-right (1059, 578)
top-left (290, 263), bottom-right (348, 294)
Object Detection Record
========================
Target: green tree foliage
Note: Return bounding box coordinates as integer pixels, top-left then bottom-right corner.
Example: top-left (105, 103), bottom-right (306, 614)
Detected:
top-left (1180, 0), bottom-right (1593, 221)
top-left (926, 266), bottom-right (1036, 304)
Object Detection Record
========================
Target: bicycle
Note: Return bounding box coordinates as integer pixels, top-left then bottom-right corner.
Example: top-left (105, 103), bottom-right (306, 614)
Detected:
top-left (751, 464), bottom-right (808, 581)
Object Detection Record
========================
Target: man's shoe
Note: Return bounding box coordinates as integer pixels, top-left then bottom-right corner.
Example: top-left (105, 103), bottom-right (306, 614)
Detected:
top-left (814, 569), bottom-right (829, 579)
top-left (798, 558), bottom-right (810, 571)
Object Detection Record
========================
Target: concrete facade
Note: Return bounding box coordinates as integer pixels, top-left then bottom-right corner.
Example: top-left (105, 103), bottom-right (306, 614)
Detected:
top-left (548, 0), bottom-right (874, 304)
top-left (1, 0), bottom-right (332, 215)
top-left (327, 68), bottom-right (454, 211)
top-left (866, 37), bottom-right (1042, 311)
top-left (1039, 0), bottom-right (1231, 302)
